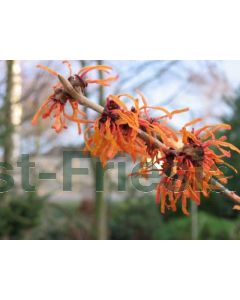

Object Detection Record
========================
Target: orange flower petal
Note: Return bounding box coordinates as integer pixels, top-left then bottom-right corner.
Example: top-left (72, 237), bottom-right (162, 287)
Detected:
top-left (36, 64), bottom-right (59, 76)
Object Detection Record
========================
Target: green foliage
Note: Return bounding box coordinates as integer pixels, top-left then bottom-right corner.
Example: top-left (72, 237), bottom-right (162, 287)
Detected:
top-left (109, 198), bottom-right (240, 240)
top-left (31, 200), bottom-right (94, 240)
top-left (109, 197), bottom-right (163, 239)
top-left (0, 193), bottom-right (45, 239)
top-left (154, 212), bottom-right (236, 240)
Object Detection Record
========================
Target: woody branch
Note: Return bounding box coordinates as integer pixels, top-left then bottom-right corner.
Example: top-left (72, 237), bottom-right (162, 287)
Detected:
top-left (58, 75), bottom-right (170, 152)
top-left (58, 74), bottom-right (240, 205)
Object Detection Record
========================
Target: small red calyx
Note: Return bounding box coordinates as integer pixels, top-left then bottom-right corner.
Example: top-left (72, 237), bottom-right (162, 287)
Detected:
top-left (100, 98), bottom-right (121, 123)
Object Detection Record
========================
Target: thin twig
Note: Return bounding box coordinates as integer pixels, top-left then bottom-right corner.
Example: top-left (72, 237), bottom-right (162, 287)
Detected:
top-left (58, 74), bottom-right (240, 205)
top-left (211, 178), bottom-right (240, 204)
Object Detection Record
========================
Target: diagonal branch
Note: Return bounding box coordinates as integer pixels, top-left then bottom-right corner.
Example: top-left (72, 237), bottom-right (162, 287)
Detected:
top-left (58, 75), bottom-right (170, 152)
top-left (58, 74), bottom-right (240, 206)
top-left (211, 178), bottom-right (240, 204)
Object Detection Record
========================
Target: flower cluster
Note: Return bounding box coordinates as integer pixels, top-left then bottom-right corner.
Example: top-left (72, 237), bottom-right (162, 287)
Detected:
top-left (33, 62), bottom-right (240, 215)
top-left (138, 121), bottom-right (240, 215)
top-left (85, 94), bottom-right (147, 166)
top-left (32, 61), bottom-right (118, 133)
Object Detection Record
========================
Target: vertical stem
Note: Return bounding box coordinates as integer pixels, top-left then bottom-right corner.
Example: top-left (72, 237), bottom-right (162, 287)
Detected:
top-left (0, 60), bottom-right (14, 209)
top-left (94, 60), bottom-right (107, 240)
top-left (191, 202), bottom-right (198, 240)
top-left (95, 162), bottom-right (107, 239)
top-left (3, 60), bottom-right (14, 164)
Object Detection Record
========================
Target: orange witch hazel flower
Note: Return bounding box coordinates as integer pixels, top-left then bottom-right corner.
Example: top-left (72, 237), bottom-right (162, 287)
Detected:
top-left (32, 61), bottom-right (118, 133)
top-left (137, 119), bottom-right (240, 215)
top-left (37, 61), bottom-right (118, 89)
top-left (31, 88), bottom-right (93, 133)
top-left (84, 92), bottom-right (188, 166)
top-left (84, 94), bottom-right (147, 166)
top-left (136, 91), bottom-right (189, 155)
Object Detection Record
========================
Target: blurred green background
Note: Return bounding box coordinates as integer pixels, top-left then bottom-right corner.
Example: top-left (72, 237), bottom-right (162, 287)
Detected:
top-left (0, 60), bottom-right (239, 240)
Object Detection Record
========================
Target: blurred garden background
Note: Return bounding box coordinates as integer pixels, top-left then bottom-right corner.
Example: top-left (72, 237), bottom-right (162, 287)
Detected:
top-left (0, 60), bottom-right (240, 240)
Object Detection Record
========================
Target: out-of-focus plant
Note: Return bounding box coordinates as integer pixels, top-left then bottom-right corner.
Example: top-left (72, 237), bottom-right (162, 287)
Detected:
top-left (0, 193), bottom-right (45, 239)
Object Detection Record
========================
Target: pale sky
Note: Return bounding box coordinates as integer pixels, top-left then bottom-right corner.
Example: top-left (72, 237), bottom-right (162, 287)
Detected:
top-left (19, 60), bottom-right (240, 149)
